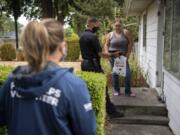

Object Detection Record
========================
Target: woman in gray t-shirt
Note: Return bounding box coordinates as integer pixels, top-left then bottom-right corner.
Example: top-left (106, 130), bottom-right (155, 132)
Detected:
top-left (104, 18), bottom-right (136, 97)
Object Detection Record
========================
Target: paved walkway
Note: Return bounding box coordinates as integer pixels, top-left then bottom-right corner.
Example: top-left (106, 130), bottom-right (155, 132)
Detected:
top-left (0, 61), bottom-right (81, 72)
top-left (106, 88), bottom-right (174, 135)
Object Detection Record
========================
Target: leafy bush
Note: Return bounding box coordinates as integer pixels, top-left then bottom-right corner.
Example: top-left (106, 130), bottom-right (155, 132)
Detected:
top-left (0, 65), bottom-right (13, 86)
top-left (76, 72), bottom-right (106, 135)
top-left (101, 55), bottom-right (149, 88)
top-left (66, 41), bottom-right (80, 61)
top-left (0, 43), bottom-right (16, 61)
top-left (0, 66), bottom-right (106, 135)
top-left (65, 28), bottom-right (80, 61)
top-left (16, 48), bottom-right (25, 61)
top-left (0, 127), bottom-right (7, 135)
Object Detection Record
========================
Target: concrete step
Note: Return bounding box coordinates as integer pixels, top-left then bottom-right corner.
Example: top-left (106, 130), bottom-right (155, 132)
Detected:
top-left (116, 104), bottom-right (168, 116)
top-left (111, 115), bottom-right (169, 126)
top-left (111, 88), bottom-right (168, 116)
top-left (106, 124), bottom-right (173, 135)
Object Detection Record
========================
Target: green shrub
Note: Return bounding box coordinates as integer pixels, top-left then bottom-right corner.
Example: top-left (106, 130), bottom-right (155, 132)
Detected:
top-left (0, 43), bottom-right (16, 61)
top-left (66, 41), bottom-right (80, 61)
top-left (0, 66), bottom-right (106, 135)
top-left (76, 72), bottom-right (106, 135)
top-left (0, 65), bottom-right (13, 86)
top-left (65, 28), bottom-right (80, 61)
top-left (16, 48), bottom-right (25, 61)
top-left (101, 55), bottom-right (149, 88)
top-left (0, 127), bottom-right (7, 135)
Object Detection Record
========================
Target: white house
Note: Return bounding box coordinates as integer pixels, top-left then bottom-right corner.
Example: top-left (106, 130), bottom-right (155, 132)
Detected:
top-left (124, 0), bottom-right (180, 134)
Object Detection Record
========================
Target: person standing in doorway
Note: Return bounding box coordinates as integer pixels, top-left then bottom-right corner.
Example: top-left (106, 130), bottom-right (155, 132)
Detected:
top-left (104, 18), bottom-right (136, 97)
top-left (80, 17), bottom-right (124, 118)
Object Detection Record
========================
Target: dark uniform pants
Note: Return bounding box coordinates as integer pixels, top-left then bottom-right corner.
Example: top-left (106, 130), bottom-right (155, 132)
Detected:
top-left (81, 58), bottom-right (103, 73)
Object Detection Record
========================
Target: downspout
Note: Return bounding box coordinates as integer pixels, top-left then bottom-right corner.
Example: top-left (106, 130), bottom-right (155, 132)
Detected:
top-left (161, 0), bottom-right (166, 103)
top-left (157, 0), bottom-right (166, 103)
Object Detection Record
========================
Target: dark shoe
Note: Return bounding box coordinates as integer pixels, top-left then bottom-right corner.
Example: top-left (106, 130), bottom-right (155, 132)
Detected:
top-left (125, 92), bottom-right (136, 97)
top-left (108, 111), bottom-right (124, 118)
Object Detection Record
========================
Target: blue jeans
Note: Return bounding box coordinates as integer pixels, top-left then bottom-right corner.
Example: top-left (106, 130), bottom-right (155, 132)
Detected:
top-left (110, 57), bottom-right (131, 95)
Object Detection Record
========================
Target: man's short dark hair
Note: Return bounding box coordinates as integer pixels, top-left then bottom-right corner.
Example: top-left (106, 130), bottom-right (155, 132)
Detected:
top-left (86, 17), bottom-right (98, 25)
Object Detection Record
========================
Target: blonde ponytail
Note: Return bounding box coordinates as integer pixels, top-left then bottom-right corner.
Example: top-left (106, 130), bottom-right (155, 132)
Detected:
top-left (20, 21), bottom-right (49, 72)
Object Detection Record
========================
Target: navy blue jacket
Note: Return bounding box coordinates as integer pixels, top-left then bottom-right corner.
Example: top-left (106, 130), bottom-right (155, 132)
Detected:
top-left (0, 62), bottom-right (96, 135)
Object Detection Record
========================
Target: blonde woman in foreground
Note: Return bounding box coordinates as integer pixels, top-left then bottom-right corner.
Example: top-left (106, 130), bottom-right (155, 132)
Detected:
top-left (0, 19), bottom-right (96, 135)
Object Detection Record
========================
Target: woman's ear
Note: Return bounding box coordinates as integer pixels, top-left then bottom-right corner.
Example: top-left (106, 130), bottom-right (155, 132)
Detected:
top-left (59, 41), bottom-right (67, 61)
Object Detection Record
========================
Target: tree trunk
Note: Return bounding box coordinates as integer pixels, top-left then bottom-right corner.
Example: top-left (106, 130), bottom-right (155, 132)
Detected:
top-left (14, 16), bottom-right (19, 49)
top-left (12, 0), bottom-right (20, 49)
top-left (40, 0), bottom-right (55, 18)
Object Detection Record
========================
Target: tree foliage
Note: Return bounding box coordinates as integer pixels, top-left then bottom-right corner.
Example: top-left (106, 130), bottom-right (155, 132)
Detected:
top-left (0, 14), bottom-right (14, 33)
top-left (0, 0), bottom-right (138, 39)
top-left (70, 0), bottom-right (117, 35)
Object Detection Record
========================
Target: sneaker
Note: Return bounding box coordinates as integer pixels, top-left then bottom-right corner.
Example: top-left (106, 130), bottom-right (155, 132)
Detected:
top-left (125, 92), bottom-right (136, 97)
top-left (113, 92), bottom-right (120, 96)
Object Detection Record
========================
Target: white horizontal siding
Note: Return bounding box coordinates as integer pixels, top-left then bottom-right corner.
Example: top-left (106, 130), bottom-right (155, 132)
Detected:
top-left (147, 23), bottom-right (158, 32)
top-left (147, 31), bottom-right (158, 39)
top-left (138, 1), bottom-right (159, 87)
top-left (137, 1), bottom-right (180, 135)
top-left (164, 71), bottom-right (180, 135)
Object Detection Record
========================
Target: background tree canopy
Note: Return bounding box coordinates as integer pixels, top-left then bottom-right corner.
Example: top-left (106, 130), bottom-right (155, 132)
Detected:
top-left (0, 0), bottom-right (138, 40)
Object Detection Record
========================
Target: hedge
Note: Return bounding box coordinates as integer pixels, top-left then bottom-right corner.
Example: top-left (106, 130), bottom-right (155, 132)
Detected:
top-left (0, 66), bottom-right (106, 135)
top-left (0, 65), bottom-right (14, 86)
top-left (76, 72), bottom-right (106, 135)
top-left (65, 28), bottom-right (80, 61)
top-left (66, 41), bottom-right (80, 61)
top-left (0, 43), bottom-right (16, 61)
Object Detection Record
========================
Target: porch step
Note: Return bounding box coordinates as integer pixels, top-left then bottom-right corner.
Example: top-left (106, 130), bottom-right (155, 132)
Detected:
top-left (111, 115), bottom-right (169, 125)
top-left (106, 124), bottom-right (173, 135)
top-left (106, 88), bottom-right (172, 135)
top-left (116, 105), bottom-right (167, 116)
top-left (111, 88), bottom-right (167, 116)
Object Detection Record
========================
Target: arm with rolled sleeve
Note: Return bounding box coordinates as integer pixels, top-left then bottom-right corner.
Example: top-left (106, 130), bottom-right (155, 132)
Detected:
top-left (68, 81), bottom-right (96, 135)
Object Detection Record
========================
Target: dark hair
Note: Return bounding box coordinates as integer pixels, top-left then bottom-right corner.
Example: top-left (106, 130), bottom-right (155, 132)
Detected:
top-left (86, 17), bottom-right (98, 25)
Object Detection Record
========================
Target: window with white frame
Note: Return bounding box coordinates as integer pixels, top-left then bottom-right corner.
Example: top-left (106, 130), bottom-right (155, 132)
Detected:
top-left (164, 0), bottom-right (180, 79)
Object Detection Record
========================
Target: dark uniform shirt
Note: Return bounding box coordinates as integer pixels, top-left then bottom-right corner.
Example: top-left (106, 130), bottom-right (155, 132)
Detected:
top-left (79, 29), bottom-right (103, 72)
top-left (80, 29), bottom-right (102, 60)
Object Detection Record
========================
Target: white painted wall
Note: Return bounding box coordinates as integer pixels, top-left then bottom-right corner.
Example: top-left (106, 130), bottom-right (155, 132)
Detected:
top-left (164, 71), bottom-right (180, 135)
top-left (138, 1), bottom-right (180, 135)
top-left (138, 2), bottom-right (159, 87)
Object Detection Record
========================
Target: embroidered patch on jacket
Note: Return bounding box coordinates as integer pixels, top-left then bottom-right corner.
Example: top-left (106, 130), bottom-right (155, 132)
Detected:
top-left (84, 102), bottom-right (92, 112)
top-left (10, 82), bottom-right (61, 107)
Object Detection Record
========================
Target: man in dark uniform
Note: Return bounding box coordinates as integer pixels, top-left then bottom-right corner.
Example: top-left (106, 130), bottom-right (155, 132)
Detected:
top-left (80, 17), bottom-right (103, 72)
top-left (79, 17), bottom-right (124, 118)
